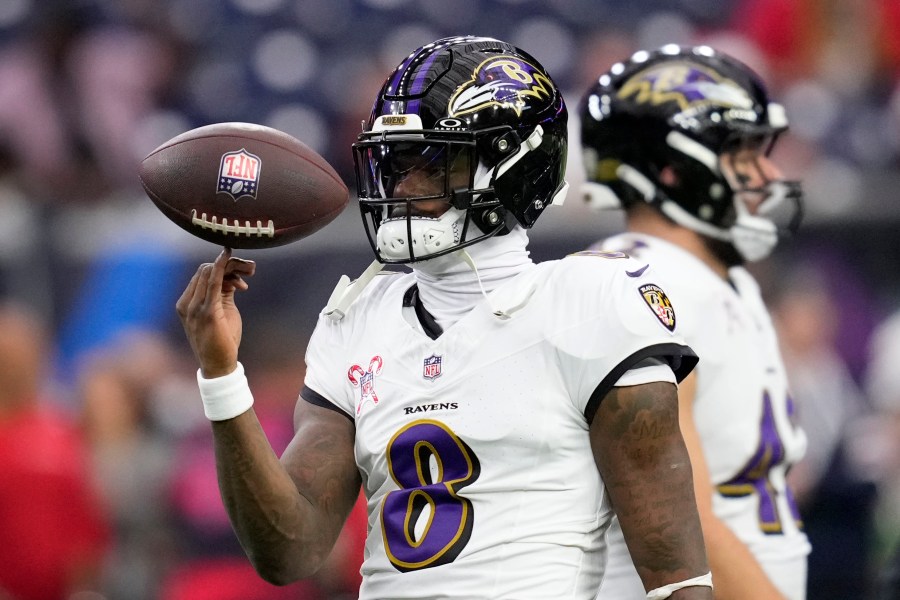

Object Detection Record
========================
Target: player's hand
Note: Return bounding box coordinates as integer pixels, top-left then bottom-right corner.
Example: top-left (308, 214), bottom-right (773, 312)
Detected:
top-left (176, 247), bottom-right (256, 378)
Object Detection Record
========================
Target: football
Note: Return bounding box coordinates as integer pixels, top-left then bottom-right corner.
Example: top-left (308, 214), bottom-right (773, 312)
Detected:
top-left (139, 122), bottom-right (349, 249)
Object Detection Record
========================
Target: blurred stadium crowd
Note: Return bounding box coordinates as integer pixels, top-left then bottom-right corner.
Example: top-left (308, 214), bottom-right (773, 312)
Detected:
top-left (1, 0), bottom-right (900, 598)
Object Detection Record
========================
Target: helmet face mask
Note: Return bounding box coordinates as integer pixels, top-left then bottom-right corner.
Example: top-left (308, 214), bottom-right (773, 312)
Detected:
top-left (353, 36), bottom-right (568, 264)
top-left (580, 46), bottom-right (802, 265)
top-left (720, 142), bottom-right (800, 223)
top-left (354, 132), bottom-right (489, 262)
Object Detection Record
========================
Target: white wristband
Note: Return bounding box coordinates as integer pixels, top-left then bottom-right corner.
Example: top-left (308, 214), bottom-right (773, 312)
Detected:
top-left (647, 572), bottom-right (713, 599)
top-left (197, 362), bottom-right (254, 421)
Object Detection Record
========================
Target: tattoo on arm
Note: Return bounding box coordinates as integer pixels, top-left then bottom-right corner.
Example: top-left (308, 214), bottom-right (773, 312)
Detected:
top-left (591, 382), bottom-right (710, 593)
top-left (211, 401), bottom-right (360, 582)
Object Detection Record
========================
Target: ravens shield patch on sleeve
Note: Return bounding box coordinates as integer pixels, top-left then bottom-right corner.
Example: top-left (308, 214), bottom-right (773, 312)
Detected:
top-left (639, 283), bottom-right (676, 332)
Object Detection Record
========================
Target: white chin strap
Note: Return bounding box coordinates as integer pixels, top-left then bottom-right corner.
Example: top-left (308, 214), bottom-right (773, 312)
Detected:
top-left (728, 183), bottom-right (778, 261)
top-left (376, 207), bottom-right (467, 261)
top-left (730, 216), bottom-right (777, 261)
top-left (620, 164), bottom-right (779, 262)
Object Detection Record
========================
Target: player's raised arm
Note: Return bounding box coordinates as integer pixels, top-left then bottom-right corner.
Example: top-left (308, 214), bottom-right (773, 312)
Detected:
top-left (590, 381), bottom-right (712, 599)
top-left (176, 249), bottom-right (360, 584)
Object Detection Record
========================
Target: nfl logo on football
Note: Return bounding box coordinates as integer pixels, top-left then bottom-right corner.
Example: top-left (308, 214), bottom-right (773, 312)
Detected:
top-left (423, 355), bottom-right (442, 380)
top-left (218, 149), bottom-right (261, 201)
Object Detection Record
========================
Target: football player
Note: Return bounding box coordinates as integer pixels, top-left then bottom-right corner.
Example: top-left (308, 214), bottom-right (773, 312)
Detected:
top-left (580, 45), bottom-right (810, 600)
top-left (177, 36), bottom-right (713, 599)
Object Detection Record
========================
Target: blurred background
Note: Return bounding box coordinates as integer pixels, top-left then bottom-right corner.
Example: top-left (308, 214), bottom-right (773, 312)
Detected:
top-left (1, 0), bottom-right (899, 598)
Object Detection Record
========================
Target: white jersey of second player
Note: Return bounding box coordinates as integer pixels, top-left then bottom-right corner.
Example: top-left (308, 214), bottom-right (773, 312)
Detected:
top-left (595, 233), bottom-right (811, 600)
top-left (302, 252), bottom-right (696, 600)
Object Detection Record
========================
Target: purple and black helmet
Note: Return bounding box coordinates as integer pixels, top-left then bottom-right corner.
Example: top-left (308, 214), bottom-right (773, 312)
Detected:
top-left (580, 45), bottom-right (803, 264)
top-left (353, 36), bottom-right (568, 263)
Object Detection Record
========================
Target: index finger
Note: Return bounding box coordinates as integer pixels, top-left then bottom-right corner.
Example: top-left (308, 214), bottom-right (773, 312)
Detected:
top-left (205, 247), bottom-right (233, 302)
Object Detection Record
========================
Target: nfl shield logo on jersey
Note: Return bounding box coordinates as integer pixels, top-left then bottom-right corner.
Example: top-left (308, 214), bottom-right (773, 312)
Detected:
top-left (423, 355), bottom-right (442, 380)
top-left (639, 283), bottom-right (676, 332)
top-left (218, 149), bottom-right (261, 201)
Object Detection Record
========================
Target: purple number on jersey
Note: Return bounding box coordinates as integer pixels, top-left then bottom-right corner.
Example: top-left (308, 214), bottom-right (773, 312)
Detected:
top-left (381, 420), bottom-right (481, 571)
top-left (716, 391), bottom-right (803, 534)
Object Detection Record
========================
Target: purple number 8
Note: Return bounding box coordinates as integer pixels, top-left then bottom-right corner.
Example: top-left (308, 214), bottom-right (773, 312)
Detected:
top-left (381, 419), bottom-right (481, 571)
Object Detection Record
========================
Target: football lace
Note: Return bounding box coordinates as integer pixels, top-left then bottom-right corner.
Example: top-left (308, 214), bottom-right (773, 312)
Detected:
top-left (191, 209), bottom-right (275, 237)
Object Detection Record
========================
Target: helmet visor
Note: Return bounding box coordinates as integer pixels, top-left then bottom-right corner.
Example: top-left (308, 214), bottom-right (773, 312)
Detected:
top-left (354, 139), bottom-right (474, 203)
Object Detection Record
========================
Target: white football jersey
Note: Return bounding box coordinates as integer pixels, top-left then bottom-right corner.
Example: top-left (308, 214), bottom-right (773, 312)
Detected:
top-left (595, 233), bottom-right (811, 600)
top-left (303, 253), bottom-right (696, 600)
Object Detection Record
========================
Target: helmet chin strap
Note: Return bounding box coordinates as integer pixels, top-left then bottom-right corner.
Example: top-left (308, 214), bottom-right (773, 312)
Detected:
top-left (730, 217), bottom-right (777, 261)
top-left (616, 162), bottom-right (778, 262)
top-left (729, 197), bottom-right (778, 262)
